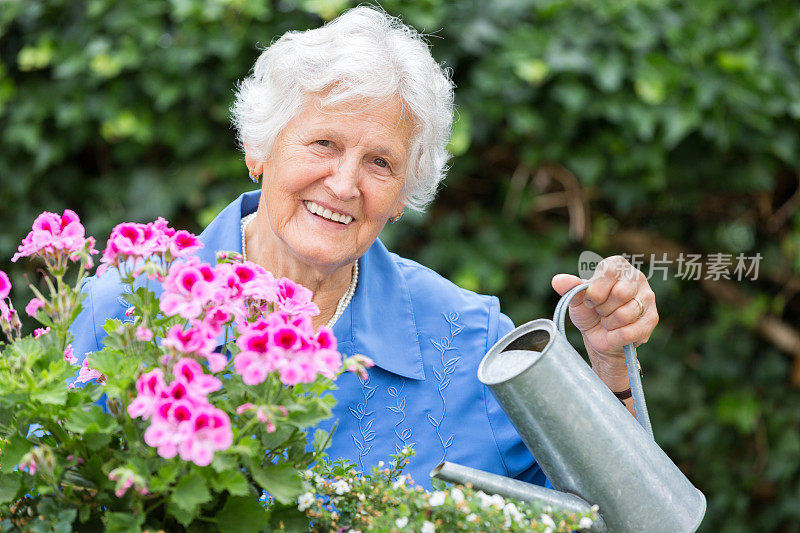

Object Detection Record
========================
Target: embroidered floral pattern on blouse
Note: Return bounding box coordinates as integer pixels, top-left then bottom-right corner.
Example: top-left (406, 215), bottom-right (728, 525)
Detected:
top-left (348, 374), bottom-right (377, 472)
top-left (117, 285), bottom-right (134, 323)
top-left (386, 378), bottom-right (414, 454)
top-left (427, 311), bottom-right (463, 464)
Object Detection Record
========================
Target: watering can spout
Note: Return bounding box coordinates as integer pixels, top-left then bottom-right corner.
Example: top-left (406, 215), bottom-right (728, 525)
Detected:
top-left (430, 461), bottom-right (608, 532)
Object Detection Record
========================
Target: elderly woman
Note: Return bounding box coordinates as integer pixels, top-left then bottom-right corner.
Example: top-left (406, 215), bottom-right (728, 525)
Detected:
top-left (71, 7), bottom-right (658, 488)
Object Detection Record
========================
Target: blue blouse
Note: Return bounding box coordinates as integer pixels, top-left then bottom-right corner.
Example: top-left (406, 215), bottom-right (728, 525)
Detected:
top-left (70, 190), bottom-right (548, 489)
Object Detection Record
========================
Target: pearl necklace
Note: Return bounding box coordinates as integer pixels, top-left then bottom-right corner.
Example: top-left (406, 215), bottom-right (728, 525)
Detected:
top-left (240, 212), bottom-right (358, 329)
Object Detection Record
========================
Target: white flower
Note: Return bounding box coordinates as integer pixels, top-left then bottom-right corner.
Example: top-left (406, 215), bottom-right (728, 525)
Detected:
top-left (421, 520), bottom-right (435, 533)
top-left (579, 517), bottom-right (594, 529)
top-left (303, 470), bottom-right (313, 479)
top-left (540, 514), bottom-right (556, 528)
top-left (475, 491), bottom-right (492, 508)
top-left (392, 476), bottom-right (406, 489)
top-left (503, 502), bottom-right (523, 523)
top-left (590, 504), bottom-right (600, 512)
top-left (428, 490), bottom-right (446, 507)
top-left (490, 494), bottom-right (505, 510)
top-left (331, 480), bottom-right (351, 495)
top-left (378, 460), bottom-right (385, 468)
top-left (314, 475), bottom-right (325, 485)
top-left (544, 528), bottom-right (553, 533)
top-left (466, 513), bottom-right (478, 522)
top-left (395, 516), bottom-right (409, 528)
top-left (297, 492), bottom-right (314, 512)
top-left (358, 492), bottom-right (365, 501)
top-left (450, 487), bottom-right (465, 504)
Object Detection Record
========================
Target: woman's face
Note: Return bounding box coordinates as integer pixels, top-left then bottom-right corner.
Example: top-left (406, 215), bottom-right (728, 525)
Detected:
top-left (258, 95), bottom-right (413, 271)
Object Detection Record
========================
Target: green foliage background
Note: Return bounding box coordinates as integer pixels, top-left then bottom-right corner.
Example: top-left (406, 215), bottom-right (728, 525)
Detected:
top-left (2, 0), bottom-right (799, 530)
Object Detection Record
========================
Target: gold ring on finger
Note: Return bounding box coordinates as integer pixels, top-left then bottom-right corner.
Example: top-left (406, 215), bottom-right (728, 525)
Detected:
top-left (633, 297), bottom-right (645, 319)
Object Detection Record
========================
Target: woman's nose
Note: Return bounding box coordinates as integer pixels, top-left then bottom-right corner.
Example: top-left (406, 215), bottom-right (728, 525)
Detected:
top-left (324, 155), bottom-right (360, 200)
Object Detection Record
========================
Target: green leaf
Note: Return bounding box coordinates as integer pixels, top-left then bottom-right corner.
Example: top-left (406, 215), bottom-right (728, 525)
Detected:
top-left (167, 499), bottom-right (198, 527)
top-left (87, 349), bottom-right (139, 388)
top-left (31, 385), bottom-right (68, 405)
top-left (0, 473), bottom-right (21, 504)
top-left (268, 505), bottom-right (308, 532)
top-left (251, 464), bottom-right (304, 505)
top-left (216, 495), bottom-right (270, 532)
top-left (83, 432), bottom-right (112, 451)
top-left (170, 471), bottom-right (211, 513)
top-left (1, 435), bottom-right (31, 473)
top-left (210, 452), bottom-right (237, 473)
top-left (64, 406), bottom-right (119, 435)
top-left (215, 469), bottom-right (250, 496)
top-left (105, 511), bottom-right (143, 533)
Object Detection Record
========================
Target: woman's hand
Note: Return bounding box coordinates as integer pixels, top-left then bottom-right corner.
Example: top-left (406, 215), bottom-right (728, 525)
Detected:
top-left (551, 256), bottom-right (659, 392)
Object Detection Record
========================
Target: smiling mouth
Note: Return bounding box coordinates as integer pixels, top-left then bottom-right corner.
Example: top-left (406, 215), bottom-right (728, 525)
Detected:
top-left (304, 201), bottom-right (354, 225)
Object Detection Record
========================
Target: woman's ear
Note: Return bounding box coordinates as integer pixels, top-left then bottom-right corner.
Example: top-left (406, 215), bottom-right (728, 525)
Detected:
top-left (243, 145), bottom-right (264, 176)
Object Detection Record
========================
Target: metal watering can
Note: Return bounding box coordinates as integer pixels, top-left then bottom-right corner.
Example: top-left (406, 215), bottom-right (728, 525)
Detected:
top-left (430, 283), bottom-right (706, 532)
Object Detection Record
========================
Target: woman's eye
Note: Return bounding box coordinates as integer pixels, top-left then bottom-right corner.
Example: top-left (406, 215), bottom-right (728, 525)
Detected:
top-left (373, 158), bottom-right (389, 169)
top-left (315, 140), bottom-right (332, 147)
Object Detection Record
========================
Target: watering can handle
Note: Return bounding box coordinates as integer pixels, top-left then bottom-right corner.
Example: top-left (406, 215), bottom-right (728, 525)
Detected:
top-left (554, 282), bottom-right (654, 438)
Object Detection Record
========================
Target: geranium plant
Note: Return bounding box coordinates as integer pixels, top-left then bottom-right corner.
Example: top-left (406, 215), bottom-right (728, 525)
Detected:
top-left (0, 210), bottom-right (371, 531)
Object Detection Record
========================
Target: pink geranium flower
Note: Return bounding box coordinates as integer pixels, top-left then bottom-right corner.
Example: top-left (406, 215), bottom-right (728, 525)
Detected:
top-left (33, 327), bottom-right (50, 338)
top-left (233, 308), bottom-right (342, 386)
top-left (275, 277), bottom-right (319, 316)
top-left (97, 218), bottom-right (202, 277)
top-left (74, 358), bottom-right (106, 386)
top-left (127, 369), bottom-right (167, 420)
top-left (63, 344), bottom-right (77, 365)
top-left (136, 326), bottom-right (153, 342)
top-left (173, 358), bottom-right (222, 397)
top-left (144, 399), bottom-right (194, 459)
top-left (177, 405), bottom-right (233, 467)
top-left (25, 297), bottom-right (45, 318)
top-left (0, 271), bottom-right (10, 300)
top-left (169, 230), bottom-right (203, 258)
top-left (162, 323), bottom-right (216, 358)
top-left (12, 209), bottom-right (96, 263)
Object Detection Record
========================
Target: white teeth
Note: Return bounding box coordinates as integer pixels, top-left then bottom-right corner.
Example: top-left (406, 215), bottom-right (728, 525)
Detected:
top-left (304, 201), bottom-right (352, 225)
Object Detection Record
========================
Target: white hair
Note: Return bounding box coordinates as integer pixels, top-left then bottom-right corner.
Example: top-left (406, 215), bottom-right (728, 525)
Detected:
top-left (230, 6), bottom-right (455, 211)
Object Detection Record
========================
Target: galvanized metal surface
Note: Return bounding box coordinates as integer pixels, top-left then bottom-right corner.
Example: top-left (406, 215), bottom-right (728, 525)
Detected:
top-left (553, 282), bottom-right (653, 437)
top-left (477, 315), bottom-right (707, 532)
top-left (431, 461), bottom-right (608, 532)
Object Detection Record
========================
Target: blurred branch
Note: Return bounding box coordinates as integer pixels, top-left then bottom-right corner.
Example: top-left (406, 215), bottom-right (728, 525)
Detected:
top-left (608, 229), bottom-right (800, 386)
top-left (504, 163), bottom-right (590, 241)
top-left (766, 171), bottom-right (800, 233)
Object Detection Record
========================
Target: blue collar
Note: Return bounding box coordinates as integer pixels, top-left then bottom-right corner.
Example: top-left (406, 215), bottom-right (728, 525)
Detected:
top-left (198, 190), bottom-right (426, 381)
